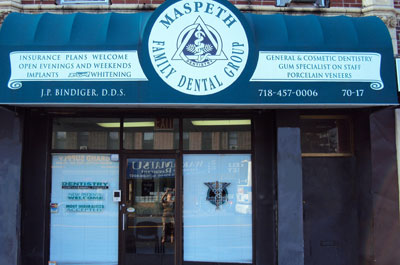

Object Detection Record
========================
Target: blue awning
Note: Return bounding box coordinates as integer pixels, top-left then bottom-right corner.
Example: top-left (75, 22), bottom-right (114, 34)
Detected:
top-left (0, 13), bottom-right (391, 51)
top-left (0, 10), bottom-right (397, 106)
top-left (247, 14), bottom-right (391, 51)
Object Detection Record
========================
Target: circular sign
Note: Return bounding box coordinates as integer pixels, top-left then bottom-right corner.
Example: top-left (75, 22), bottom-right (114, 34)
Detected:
top-left (145, 0), bottom-right (249, 96)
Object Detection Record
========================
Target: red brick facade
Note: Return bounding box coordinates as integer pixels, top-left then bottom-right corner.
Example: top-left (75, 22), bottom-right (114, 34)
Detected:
top-left (397, 23), bottom-right (400, 54)
top-left (19, 0), bottom-right (361, 7)
top-left (396, 1), bottom-right (400, 55)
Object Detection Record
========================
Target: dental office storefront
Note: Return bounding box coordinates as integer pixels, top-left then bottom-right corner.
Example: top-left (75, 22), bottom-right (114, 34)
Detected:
top-left (0, 0), bottom-right (400, 265)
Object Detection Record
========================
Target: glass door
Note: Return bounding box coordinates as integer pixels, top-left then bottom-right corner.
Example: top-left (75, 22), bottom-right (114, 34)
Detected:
top-left (50, 154), bottom-right (120, 265)
top-left (122, 158), bottom-right (176, 265)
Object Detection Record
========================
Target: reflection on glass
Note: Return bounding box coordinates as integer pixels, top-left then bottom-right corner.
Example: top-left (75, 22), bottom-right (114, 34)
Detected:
top-left (161, 188), bottom-right (175, 244)
top-left (125, 159), bottom-right (175, 265)
top-left (50, 154), bottom-right (119, 264)
top-left (300, 116), bottom-right (352, 155)
top-left (52, 118), bottom-right (120, 150)
top-left (123, 118), bottom-right (179, 150)
top-left (183, 154), bottom-right (252, 263)
top-left (183, 119), bottom-right (251, 150)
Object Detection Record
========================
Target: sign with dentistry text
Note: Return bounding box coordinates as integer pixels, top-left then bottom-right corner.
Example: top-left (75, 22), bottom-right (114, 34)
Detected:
top-left (8, 51), bottom-right (147, 89)
top-left (0, 0), bottom-right (398, 105)
top-left (251, 51), bottom-right (384, 90)
top-left (144, 0), bottom-right (249, 95)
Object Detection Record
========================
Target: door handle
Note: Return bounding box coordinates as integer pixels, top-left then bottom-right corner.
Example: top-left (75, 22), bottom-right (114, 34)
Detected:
top-left (122, 213), bottom-right (127, 231)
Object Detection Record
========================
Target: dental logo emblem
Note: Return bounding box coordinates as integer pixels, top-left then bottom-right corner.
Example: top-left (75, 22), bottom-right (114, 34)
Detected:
top-left (147, 0), bottom-right (249, 96)
top-left (204, 181), bottom-right (230, 210)
top-left (172, 16), bottom-right (227, 68)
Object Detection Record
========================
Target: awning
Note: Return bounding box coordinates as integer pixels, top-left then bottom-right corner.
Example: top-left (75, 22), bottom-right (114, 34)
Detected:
top-left (0, 12), bottom-right (150, 48)
top-left (0, 1), bottom-right (397, 107)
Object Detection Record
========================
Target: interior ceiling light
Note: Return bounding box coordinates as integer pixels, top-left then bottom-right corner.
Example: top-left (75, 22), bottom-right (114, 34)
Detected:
top-left (97, 122), bottom-right (155, 128)
top-left (191, 120), bottom-right (251, 126)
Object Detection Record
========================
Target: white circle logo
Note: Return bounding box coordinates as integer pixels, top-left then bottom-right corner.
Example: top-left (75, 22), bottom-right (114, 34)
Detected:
top-left (148, 0), bottom-right (249, 96)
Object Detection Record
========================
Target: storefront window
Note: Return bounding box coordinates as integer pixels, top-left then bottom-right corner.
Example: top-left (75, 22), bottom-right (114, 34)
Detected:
top-left (183, 154), bottom-right (252, 263)
top-left (52, 118), bottom-right (120, 150)
top-left (50, 116), bottom-right (253, 264)
top-left (49, 154), bottom-right (119, 264)
top-left (300, 115), bottom-right (353, 156)
top-left (123, 118), bottom-right (179, 150)
top-left (183, 119), bottom-right (251, 151)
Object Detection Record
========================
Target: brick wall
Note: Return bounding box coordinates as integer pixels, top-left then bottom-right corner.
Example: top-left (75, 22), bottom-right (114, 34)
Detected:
top-left (19, 0), bottom-right (361, 8)
top-left (0, 12), bottom-right (10, 25)
top-left (397, 22), bottom-right (400, 55)
top-left (396, 2), bottom-right (400, 54)
top-left (14, 0), bottom-right (394, 52)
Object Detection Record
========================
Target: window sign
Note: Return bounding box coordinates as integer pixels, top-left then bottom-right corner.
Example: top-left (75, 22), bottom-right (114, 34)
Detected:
top-left (127, 159), bottom-right (175, 179)
top-left (50, 154), bottom-right (119, 265)
top-left (183, 154), bottom-right (252, 263)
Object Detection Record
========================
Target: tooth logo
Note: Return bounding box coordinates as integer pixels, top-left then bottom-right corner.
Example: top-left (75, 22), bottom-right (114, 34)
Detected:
top-left (204, 181), bottom-right (230, 210)
top-left (172, 16), bottom-right (227, 68)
